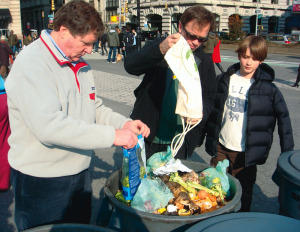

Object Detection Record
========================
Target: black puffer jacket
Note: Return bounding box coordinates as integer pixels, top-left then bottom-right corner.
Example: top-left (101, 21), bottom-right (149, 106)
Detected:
top-left (125, 37), bottom-right (217, 157)
top-left (205, 63), bottom-right (294, 167)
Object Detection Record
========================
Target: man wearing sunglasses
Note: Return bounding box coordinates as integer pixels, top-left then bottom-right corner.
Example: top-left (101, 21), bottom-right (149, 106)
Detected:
top-left (125, 5), bottom-right (217, 160)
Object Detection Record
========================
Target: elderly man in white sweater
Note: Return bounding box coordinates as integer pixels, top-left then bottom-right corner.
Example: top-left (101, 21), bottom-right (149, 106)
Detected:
top-left (5, 0), bottom-right (149, 231)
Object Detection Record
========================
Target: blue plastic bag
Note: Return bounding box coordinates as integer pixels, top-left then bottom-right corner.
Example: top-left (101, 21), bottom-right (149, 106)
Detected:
top-left (121, 135), bottom-right (146, 201)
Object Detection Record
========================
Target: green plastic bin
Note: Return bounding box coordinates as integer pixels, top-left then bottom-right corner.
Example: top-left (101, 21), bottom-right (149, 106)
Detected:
top-left (277, 150), bottom-right (300, 219)
top-left (23, 224), bottom-right (115, 232)
top-left (185, 212), bottom-right (300, 232)
top-left (97, 160), bottom-right (242, 232)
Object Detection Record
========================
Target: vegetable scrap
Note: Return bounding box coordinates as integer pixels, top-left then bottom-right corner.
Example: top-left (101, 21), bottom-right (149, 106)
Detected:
top-left (115, 168), bottom-right (230, 216)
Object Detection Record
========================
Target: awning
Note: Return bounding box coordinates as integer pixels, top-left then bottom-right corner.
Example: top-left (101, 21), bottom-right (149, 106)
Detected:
top-left (0, 9), bottom-right (11, 20)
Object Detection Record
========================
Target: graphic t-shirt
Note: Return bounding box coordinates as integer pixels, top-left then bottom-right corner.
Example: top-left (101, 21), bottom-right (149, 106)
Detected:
top-left (219, 71), bottom-right (254, 151)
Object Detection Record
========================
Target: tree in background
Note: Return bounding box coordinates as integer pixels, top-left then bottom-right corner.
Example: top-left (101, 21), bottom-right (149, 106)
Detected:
top-left (228, 14), bottom-right (245, 41)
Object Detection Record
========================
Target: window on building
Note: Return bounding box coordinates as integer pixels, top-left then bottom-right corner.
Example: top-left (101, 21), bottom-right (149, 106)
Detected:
top-left (106, 0), bottom-right (118, 7)
top-left (286, 0), bottom-right (290, 5)
top-left (271, 0), bottom-right (278, 4)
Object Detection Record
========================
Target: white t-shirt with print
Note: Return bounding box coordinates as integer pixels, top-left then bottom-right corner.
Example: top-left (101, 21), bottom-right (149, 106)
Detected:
top-left (219, 71), bottom-right (254, 152)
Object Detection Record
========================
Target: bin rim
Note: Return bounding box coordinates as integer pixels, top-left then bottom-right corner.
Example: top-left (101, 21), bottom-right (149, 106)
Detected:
top-left (185, 212), bottom-right (300, 232)
top-left (104, 160), bottom-right (242, 223)
top-left (23, 223), bottom-right (115, 232)
top-left (277, 150), bottom-right (300, 185)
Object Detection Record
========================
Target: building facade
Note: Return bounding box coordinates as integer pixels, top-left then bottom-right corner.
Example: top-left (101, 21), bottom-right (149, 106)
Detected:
top-left (0, 0), bottom-right (22, 38)
top-left (122, 0), bottom-right (297, 35)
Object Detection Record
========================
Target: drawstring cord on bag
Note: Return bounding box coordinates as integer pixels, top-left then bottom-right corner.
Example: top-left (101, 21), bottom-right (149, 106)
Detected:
top-left (170, 117), bottom-right (201, 158)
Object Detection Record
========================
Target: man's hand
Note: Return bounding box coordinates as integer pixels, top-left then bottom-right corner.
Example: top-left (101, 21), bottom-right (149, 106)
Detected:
top-left (123, 120), bottom-right (150, 138)
top-left (159, 33), bottom-right (181, 55)
top-left (113, 120), bottom-right (150, 149)
top-left (114, 129), bottom-right (138, 149)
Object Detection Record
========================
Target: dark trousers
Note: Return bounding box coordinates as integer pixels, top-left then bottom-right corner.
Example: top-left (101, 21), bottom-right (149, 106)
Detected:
top-left (145, 140), bottom-right (187, 160)
top-left (125, 46), bottom-right (134, 58)
top-left (210, 143), bottom-right (257, 212)
top-left (117, 46), bottom-right (126, 59)
top-left (101, 42), bottom-right (107, 55)
top-left (11, 168), bottom-right (92, 231)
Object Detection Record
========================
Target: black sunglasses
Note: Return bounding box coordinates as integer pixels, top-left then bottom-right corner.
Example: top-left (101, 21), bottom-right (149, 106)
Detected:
top-left (182, 25), bottom-right (208, 42)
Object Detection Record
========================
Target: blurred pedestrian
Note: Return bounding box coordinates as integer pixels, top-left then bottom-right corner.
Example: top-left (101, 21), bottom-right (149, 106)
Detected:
top-left (291, 64), bottom-right (300, 87)
top-left (212, 34), bottom-right (225, 73)
top-left (132, 29), bottom-right (137, 51)
top-left (23, 33), bottom-right (32, 46)
top-left (117, 28), bottom-right (125, 60)
top-left (107, 26), bottom-right (119, 63)
top-left (157, 30), bottom-right (161, 38)
top-left (7, 30), bottom-right (18, 58)
top-left (100, 31), bottom-right (108, 55)
top-left (92, 35), bottom-right (100, 53)
top-left (0, 35), bottom-right (14, 78)
top-left (0, 75), bottom-right (11, 191)
top-left (124, 26), bottom-right (134, 56)
top-left (5, 0), bottom-right (149, 230)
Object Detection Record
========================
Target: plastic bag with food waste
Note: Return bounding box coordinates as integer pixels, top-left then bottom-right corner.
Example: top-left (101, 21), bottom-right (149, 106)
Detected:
top-left (131, 177), bottom-right (174, 213)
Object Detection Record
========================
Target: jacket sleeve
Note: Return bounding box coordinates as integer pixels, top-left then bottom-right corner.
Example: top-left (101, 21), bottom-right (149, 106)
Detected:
top-left (124, 38), bottom-right (165, 76)
top-left (200, 53), bottom-right (217, 124)
top-left (273, 86), bottom-right (294, 152)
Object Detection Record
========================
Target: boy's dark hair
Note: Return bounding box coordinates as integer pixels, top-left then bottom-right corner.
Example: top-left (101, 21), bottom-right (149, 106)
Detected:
top-left (236, 35), bottom-right (267, 61)
top-left (53, 0), bottom-right (104, 38)
top-left (180, 5), bottom-right (215, 31)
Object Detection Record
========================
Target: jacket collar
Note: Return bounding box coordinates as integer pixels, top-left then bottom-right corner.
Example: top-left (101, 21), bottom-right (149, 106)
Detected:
top-left (227, 62), bottom-right (275, 82)
top-left (39, 30), bottom-right (87, 67)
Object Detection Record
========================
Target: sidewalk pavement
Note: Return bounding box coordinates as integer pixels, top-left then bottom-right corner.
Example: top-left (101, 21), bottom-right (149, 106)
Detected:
top-left (1, 51), bottom-right (299, 232)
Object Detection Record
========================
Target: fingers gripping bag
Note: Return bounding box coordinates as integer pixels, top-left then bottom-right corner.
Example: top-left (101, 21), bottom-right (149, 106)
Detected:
top-left (121, 134), bottom-right (147, 202)
top-left (199, 159), bottom-right (230, 196)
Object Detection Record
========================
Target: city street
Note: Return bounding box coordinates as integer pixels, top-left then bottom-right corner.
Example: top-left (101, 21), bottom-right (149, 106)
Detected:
top-left (0, 49), bottom-right (299, 232)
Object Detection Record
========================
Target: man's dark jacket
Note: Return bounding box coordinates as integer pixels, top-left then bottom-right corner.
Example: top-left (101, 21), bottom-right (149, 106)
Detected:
top-left (205, 63), bottom-right (294, 167)
top-left (125, 37), bottom-right (217, 157)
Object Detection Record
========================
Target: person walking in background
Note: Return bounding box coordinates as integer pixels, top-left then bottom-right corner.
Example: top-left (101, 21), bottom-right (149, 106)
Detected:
top-left (107, 26), bottom-right (119, 63)
top-left (0, 35), bottom-right (14, 78)
top-left (202, 32), bottom-right (218, 56)
top-left (132, 29), bottom-right (137, 51)
top-left (23, 32), bottom-right (32, 46)
top-left (125, 5), bottom-right (217, 160)
top-left (5, 0), bottom-right (149, 230)
top-left (92, 35), bottom-right (100, 53)
top-left (205, 35), bottom-right (294, 212)
top-left (123, 26), bottom-right (134, 57)
top-left (212, 34), bottom-right (225, 73)
top-left (0, 75), bottom-right (11, 192)
top-left (7, 30), bottom-right (18, 58)
top-left (100, 31), bottom-right (108, 56)
top-left (117, 28), bottom-right (126, 60)
top-left (157, 30), bottom-right (161, 38)
top-left (291, 64), bottom-right (300, 87)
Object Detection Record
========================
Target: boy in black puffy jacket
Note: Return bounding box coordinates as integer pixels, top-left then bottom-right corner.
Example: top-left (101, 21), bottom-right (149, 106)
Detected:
top-left (205, 35), bottom-right (294, 212)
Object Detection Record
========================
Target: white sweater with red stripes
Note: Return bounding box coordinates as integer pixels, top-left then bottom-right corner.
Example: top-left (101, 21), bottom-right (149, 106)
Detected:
top-left (5, 30), bottom-right (129, 177)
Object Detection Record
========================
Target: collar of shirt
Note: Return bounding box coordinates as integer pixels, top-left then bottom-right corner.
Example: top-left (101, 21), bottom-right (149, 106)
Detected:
top-left (44, 29), bottom-right (78, 66)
